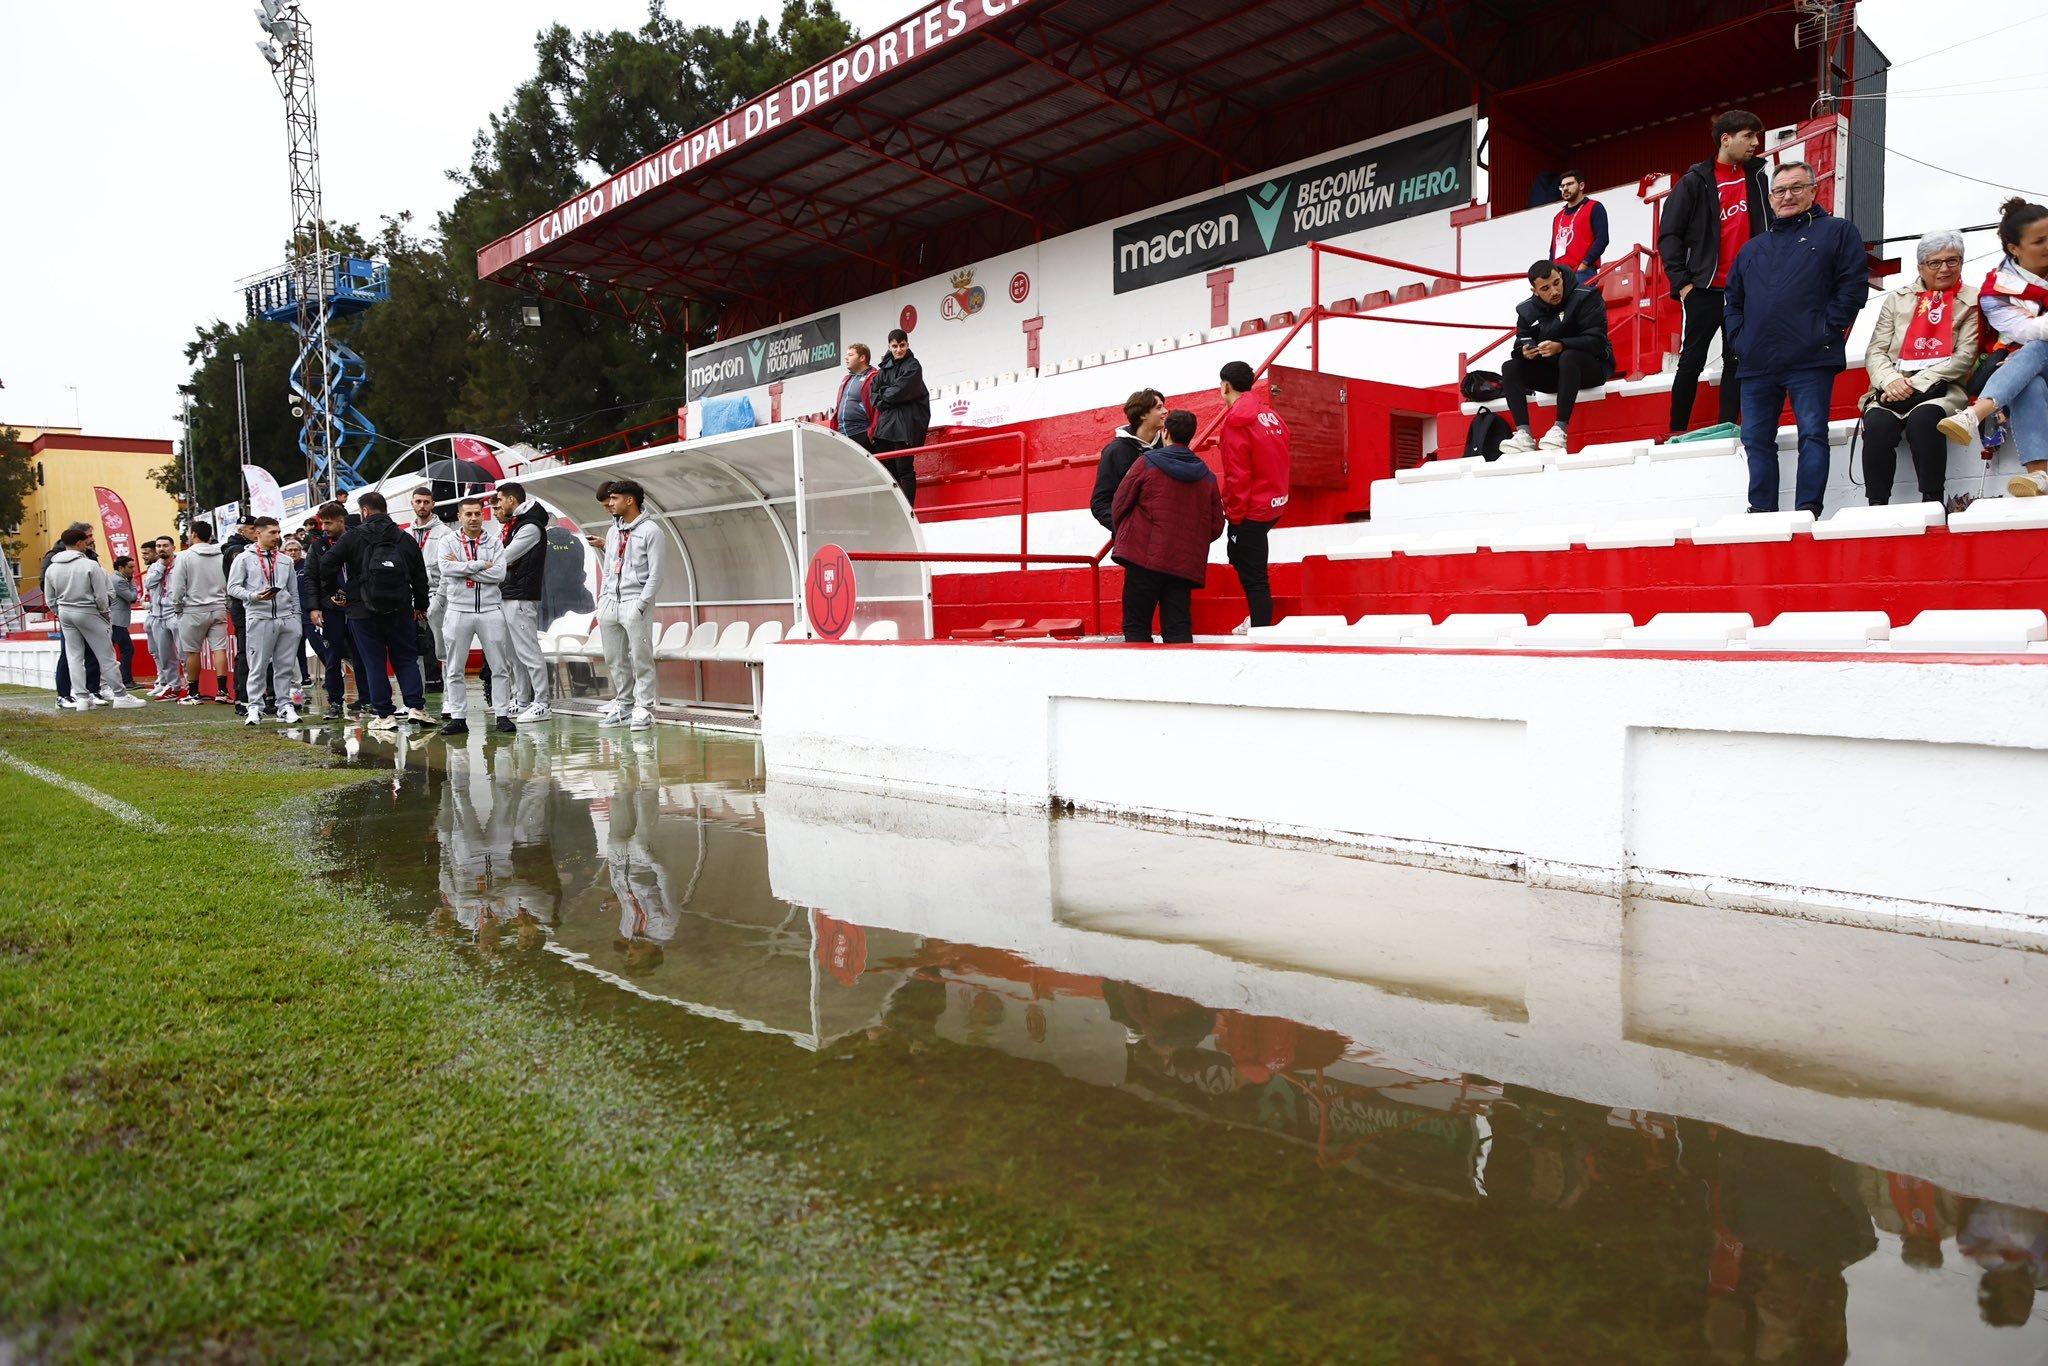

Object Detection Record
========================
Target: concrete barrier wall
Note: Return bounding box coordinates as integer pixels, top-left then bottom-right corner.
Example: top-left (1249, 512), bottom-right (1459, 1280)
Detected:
top-left (762, 641), bottom-right (2048, 927)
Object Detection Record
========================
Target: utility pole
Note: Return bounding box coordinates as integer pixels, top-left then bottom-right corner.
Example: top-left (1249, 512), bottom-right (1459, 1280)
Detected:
top-left (234, 352), bottom-right (252, 514)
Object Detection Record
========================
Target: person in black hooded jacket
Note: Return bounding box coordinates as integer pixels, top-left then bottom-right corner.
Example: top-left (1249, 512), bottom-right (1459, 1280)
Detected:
top-left (1657, 109), bottom-right (1771, 437)
top-left (869, 329), bottom-right (930, 506)
top-left (1090, 388), bottom-right (1166, 530)
top-left (1498, 260), bottom-right (1614, 454)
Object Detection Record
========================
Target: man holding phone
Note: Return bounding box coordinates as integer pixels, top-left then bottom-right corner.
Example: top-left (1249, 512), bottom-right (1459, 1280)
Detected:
top-left (1497, 258), bottom-right (1615, 455)
top-left (226, 516), bottom-right (302, 725)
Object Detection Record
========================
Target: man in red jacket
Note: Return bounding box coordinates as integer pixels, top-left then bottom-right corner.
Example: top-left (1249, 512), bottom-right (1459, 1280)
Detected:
top-left (1111, 410), bottom-right (1224, 644)
top-left (1215, 361), bottom-right (1291, 629)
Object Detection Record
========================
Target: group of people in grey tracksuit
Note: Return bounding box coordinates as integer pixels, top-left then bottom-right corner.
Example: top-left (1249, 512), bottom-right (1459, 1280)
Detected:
top-left (225, 517), bottom-right (303, 726)
top-left (43, 525), bottom-right (145, 711)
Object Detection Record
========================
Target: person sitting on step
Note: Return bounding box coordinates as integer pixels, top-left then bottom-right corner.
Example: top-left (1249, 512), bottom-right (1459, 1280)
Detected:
top-left (1499, 258), bottom-right (1614, 455)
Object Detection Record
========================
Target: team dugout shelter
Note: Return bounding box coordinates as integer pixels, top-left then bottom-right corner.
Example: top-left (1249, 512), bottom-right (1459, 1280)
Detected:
top-left (476, 0), bottom-right (1885, 340)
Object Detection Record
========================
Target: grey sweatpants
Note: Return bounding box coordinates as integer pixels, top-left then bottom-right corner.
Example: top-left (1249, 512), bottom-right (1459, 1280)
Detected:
top-left (502, 599), bottom-right (550, 709)
top-left (56, 606), bottom-right (119, 703)
top-left (243, 614), bottom-right (303, 712)
top-left (147, 617), bottom-right (178, 684)
top-left (597, 599), bottom-right (658, 712)
top-left (442, 608), bottom-right (512, 719)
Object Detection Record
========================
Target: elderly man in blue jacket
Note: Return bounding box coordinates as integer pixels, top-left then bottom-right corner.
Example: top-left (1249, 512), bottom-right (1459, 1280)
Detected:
top-left (1725, 161), bottom-right (1870, 514)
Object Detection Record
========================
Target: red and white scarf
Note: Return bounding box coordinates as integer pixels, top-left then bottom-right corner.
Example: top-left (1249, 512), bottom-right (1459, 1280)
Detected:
top-left (1896, 286), bottom-right (1960, 372)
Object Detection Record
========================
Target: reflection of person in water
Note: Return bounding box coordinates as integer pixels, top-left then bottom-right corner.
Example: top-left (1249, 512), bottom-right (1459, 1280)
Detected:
top-left (1687, 1126), bottom-right (1875, 1363)
top-left (1102, 980), bottom-right (1215, 1062)
top-left (1957, 1198), bottom-right (2048, 1328)
top-left (1477, 1086), bottom-right (1606, 1212)
top-left (1856, 1168), bottom-right (1958, 1270)
top-left (607, 780), bottom-right (676, 973)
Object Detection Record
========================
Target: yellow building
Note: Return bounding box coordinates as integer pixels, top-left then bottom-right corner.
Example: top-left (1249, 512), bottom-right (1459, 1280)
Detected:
top-left (8, 426), bottom-right (180, 590)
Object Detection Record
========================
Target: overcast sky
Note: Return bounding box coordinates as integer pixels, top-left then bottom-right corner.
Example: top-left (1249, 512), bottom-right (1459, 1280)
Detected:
top-left (0, 0), bottom-right (2041, 440)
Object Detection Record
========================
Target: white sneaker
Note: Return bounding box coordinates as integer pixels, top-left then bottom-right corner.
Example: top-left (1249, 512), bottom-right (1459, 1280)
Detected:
top-left (1497, 427), bottom-right (1538, 456)
top-left (109, 694), bottom-right (145, 709)
top-left (1537, 425), bottom-right (1569, 452)
top-left (1229, 617), bottom-right (1250, 637)
top-left (515, 702), bottom-right (552, 724)
top-left (2008, 469), bottom-right (2048, 498)
top-left (278, 704), bottom-right (299, 725)
top-left (243, 709), bottom-right (260, 726)
top-left (1936, 409), bottom-right (1979, 448)
top-left (88, 694), bottom-right (113, 708)
top-left (629, 709), bottom-right (654, 731)
top-left (406, 707), bottom-right (436, 727)
top-left (368, 714), bottom-right (401, 734)
top-left (598, 703), bottom-right (629, 727)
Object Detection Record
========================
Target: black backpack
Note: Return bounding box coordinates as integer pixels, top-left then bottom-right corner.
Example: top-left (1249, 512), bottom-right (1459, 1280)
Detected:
top-left (1459, 370), bottom-right (1505, 403)
top-left (356, 524), bottom-right (414, 614)
top-left (1463, 408), bottom-right (1511, 462)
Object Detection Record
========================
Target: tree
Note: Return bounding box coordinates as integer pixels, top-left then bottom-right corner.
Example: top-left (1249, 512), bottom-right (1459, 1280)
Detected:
top-left (0, 427), bottom-right (34, 555)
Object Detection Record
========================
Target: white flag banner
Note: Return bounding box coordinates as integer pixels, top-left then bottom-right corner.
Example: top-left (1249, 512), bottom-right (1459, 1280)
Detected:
top-left (242, 464), bottom-right (286, 520)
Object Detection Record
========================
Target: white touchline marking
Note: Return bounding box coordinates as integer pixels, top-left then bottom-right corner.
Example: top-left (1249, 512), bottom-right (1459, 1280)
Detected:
top-left (0, 748), bottom-right (168, 833)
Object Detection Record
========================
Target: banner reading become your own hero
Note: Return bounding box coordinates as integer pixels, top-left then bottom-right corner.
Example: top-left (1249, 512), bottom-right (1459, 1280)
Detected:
top-left (1111, 120), bottom-right (1475, 294)
top-left (687, 316), bottom-right (842, 402)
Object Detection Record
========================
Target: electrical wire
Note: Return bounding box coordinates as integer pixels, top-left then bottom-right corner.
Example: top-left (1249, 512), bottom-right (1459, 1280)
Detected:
top-left (1843, 125), bottom-right (2048, 201)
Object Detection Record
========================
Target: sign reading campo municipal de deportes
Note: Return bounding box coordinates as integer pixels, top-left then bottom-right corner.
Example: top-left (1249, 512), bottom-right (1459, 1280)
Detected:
top-left (687, 315), bottom-right (842, 401)
top-left (1111, 120), bottom-right (1475, 293)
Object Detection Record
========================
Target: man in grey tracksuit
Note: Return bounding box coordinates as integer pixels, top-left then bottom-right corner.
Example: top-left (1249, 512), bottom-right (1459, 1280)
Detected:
top-left (400, 486), bottom-right (456, 704)
top-left (44, 526), bottom-right (141, 709)
top-left (436, 496), bottom-right (516, 737)
top-left (143, 538), bottom-right (179, 696)
top-left (169, 521), bottom-right (232, 704)
top-left (226, 516), bottom-right (302, 725)
top-left (594, 478), bottom-right (667, 731)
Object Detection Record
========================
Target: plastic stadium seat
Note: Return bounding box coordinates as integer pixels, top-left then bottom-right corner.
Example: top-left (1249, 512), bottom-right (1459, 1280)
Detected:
top-left (1888, 609), bottom-right (2048, 652)
top-left (1400, 614), bottom-right (1526, 647)
top-left (742, 620), bottom-right (785, 663)
top-left (952, 618), bottom-right (1027, 640)
top-left (1691, 510), bottom-right (1815, 545)
top-left (553, 611), bottom-right (596, 640)
top-left (654, 622), bottom-right (695, 659)
top-left (1237, 319), bottom-right (1267, 336)
top-left (1331, 614), bottom-right (1431, 645)
top-left (1357, 291), bottom-right (1393, 311)
top-left (680, 621), bottom-right (722, 660)
top-left (860, 620), bottom-right (900, 641)
top-left (711, 622), bottom-right (752, 661)
top-left (1267, 311), bottom-right (1297, 329)
top-left (1508, 614), bottom-right (1635, 649)
top-left (1746, 611), bottom-right (1890, 650)
top-left (1391, 283), bottom-right (1428, 305)
top-left (1620, 613), bottom-right (1753, 650)
top-left (1811, 503), bottom-right (1943, 541)
top-left (1330, 298), bottom-right (1360, 315)
top-left (1427, 277), bottom-right (1458, 296)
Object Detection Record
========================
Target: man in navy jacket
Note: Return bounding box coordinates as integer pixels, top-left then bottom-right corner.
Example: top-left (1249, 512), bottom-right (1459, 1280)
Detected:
top-left (1725, 162), bottom-right (1868, 515)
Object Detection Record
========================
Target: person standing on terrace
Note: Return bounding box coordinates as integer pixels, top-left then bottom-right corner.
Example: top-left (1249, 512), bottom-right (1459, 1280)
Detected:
top-left (1659, 109), bottom-right (1770, 438)
top-left (1214, 361), bottom-right (1290, 630)
top-left (828, 343), bottom-right (879, 453)
top-left (1498, 259), bottom-right (1614, 455)
top-left (1938, 197), bottom-right (2048, 498)
top-left (1550, 171), bottom-right (1608, 285)
top-left (1858, 229), bottom-right (1978, 508)
top-left (1091, 388), bottom-right (1167, 530)
top-left (870, 329), bottom-right (929, 507)
top-left (1112, 409), bottom-right (1223, 645)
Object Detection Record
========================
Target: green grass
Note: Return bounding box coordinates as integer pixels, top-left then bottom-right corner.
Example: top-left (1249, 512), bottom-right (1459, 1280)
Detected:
top-left (0, 697), bottom-right (1092, 1360)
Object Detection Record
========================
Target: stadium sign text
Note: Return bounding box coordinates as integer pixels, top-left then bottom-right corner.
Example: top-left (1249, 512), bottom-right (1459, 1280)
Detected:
top-left (688, 315), bottom-right (842, 401)
top-left (1111, 120), bottom-right (1475, 293)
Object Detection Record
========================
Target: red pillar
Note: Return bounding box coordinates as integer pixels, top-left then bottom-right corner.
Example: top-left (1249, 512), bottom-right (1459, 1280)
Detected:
top-left (1022, 315), bottom-right (1045, 372)
top-left (1206, 268), bottom-right (1234, 330)
top-left (768, 381), bottom-right (784, 423)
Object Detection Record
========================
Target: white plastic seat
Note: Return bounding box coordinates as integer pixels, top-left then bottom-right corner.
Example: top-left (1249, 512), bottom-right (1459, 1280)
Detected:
top-left (1508, 614), bottom-right (1635, 649)
top-left (742, 620), bottom-right (784, 663)
top-left (1747, 611), bottom-right (1890, 650)
top-left (680, 621), bottom-right (722, 660)
top-left (654, 622), bottom-right (696, 659)
top-left (1472, 452), bottom-right (1546, 478)
top-left (1487, 523), bottom-right (1592, 553)
top-left (1889, 609), bottom-right (2048, 652)
top-left (1403, 529), bottom-right (1482, 556)
top-left (711, 621), bottom-right (752, 661)
top-left (1620, 612), bottom-right (1753, 650)
top-left (547, 634), bottom-right (584, 659)
top-left (1399, 613), bottom-right (1526, 648)
top-left (552, 611), bottom-right (595, 641)
top-left (1248, 615), bottom-right (1348, 644)
top-left (1810, 503), bottom-right (1943, 541)
top-left (1329, 614), bottom-right (1431, 646)
top-left (1948, 498), bottom-right (2048, 534)
top-left (1178, 331), bottom-right (1202, 348)
top-left (1555, 444), bottom-right (1642, 471)
top-left (1584, 517), bottom-right (1699, 550)
top-left (1691, 510), bottom-right (1814, 545)
top-left (859, 620), bottom-right (900, 641)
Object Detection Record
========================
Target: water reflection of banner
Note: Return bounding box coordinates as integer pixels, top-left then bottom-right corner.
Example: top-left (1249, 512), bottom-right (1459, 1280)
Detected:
top-left (242, 464), bottom-right (285, 520)
top-left (91, 486), bottom-right (137, 568)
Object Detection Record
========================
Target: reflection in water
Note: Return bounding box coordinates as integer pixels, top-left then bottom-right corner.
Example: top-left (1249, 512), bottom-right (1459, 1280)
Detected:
top-left (302, 723), bottom-right (2048, 1361)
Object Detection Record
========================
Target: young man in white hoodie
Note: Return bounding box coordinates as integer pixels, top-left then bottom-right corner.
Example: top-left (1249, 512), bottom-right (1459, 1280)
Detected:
top-left (169, 520), bottom-right (232, 705)
top-left (594, 478), bottom-right (667, 731)
top-left (437, 496), bottom-right (517, 737)
top-left (143, 537), bottom-right (180, 697)
top-left (226, 517), bottom-right (302, 725)
top-left (45, 526), bottom-right (143, 710)
top-left (400, 485), bottom-right (456, 706)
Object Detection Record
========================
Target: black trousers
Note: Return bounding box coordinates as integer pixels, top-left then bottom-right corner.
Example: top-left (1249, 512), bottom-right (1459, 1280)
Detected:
top-left (111, 629), bottom-right (135, 687)
top-left (1502, 351), bottom-right (1612, 429)
top-left (417, 618), bottom-right (442, 689)
top-left (1670, 286), bottom-right (1742, 433)
top-left (53, 632), bottom-right (102, 698)
top-left (227, 599), bottom-right (249, 702)
top-left (871, 437), bottom-right (919, 506)
top-left (1861, 385), bottom-right (1953, 506)
top-left (1226, 519), bottom-right (1276, 629)
top-left (1121, 564), bottom-right (1194, 644)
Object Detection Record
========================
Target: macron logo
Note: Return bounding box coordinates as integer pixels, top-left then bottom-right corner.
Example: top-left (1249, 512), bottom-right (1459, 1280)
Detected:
top-left (1247, 181), bottom-right (1290, 251)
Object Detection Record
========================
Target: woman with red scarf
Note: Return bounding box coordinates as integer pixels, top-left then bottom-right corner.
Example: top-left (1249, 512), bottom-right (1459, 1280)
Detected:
top-left (1858, 229), bottom-right (1978, 506)
top-left (1938, 198), bottom-right (2048, 496)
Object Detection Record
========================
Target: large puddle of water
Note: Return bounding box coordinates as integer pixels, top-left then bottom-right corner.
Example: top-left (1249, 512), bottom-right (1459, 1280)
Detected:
top-left (300, 721), bottom-right (2048, 1361)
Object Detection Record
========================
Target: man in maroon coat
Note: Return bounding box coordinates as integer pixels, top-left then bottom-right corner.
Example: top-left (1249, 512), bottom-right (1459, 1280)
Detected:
top-left (1111, 410), bottom-right (1225, 644)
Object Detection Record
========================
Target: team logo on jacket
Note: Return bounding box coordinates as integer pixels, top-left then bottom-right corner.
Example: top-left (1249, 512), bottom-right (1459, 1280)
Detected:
top-left (940, 268), bottom-right (986, 322)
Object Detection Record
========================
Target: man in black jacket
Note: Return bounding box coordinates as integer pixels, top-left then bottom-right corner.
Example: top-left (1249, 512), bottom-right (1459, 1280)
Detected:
top-left (1498, 260), bottom-right (1615, 454)
top-left (1657, 109), bottom-right (1770, 438)
top-left (318, 490), bottom-right (430, 733)
top-left (869, 329), bottom-right (930, 506)
top-left (221, 513), bottom-right (259, 714)
top-left (1090, 389), bottom-right (1166, 530)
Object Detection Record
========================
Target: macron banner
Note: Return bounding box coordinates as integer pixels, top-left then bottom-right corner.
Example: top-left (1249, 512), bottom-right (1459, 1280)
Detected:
top-left (1110, 120), bottom-right (1475, 293)
top-left (243, 464), bottom-right (286, 521)
top-left (687, 315), bottom-right (841, 401)
top-left (91, 487), bottom-right (137, 569)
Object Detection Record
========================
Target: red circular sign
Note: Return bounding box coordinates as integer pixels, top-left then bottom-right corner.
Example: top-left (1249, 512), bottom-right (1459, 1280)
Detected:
top-left (1008, 271), bottom-right (1031, 304)
top-left (805, 543), bottom-right (858, 640)
top-left (898, 304), bottom-right (918, 333)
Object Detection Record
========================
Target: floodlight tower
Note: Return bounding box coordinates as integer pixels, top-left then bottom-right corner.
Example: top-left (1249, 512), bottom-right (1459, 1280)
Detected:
top-left (244, 0), bottom-right (386, 498)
